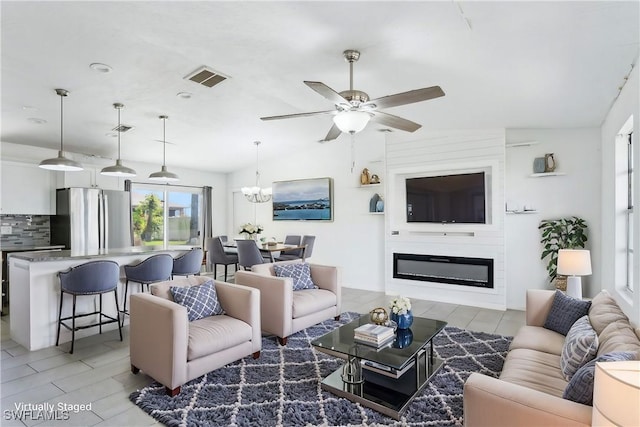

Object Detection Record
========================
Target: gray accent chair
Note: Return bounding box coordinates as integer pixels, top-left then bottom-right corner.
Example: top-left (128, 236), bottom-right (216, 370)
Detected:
top-left (56, 260), bottom-right (122, 354)
top-left (235, 260), bottom-right (341, 345)
top-left (122, 254), bottom-right (173, 322)
top-left (205, 236), bottom-right (239, 281)
top-left (129, 276), bottom-right (261, 396)
top-left (236, 240), bottom-right (270, 270)
top-left (277, 234), bottom-right (315, 261)
top-left (172, 248), bottom-right (204, 278)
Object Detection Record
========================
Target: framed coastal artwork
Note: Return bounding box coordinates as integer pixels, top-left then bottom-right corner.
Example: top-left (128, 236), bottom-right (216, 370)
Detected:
top-left (272, 177), bottom-right (333, 221)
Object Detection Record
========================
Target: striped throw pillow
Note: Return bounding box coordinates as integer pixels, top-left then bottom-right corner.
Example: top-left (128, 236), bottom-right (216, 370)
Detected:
top-left (560, 315), bottom-right (599, 381)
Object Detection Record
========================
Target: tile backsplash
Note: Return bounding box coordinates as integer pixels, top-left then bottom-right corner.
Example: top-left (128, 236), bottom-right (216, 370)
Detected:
top-left (0, 215), bottom-right (51, 246)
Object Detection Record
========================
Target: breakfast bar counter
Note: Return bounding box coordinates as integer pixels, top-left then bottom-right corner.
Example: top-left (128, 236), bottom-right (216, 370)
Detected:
top-left (8, 246), bottom-right (197, 351)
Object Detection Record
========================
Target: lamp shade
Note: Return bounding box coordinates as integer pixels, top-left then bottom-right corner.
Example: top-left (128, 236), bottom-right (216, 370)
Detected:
top-left (39, 151), bottom-right (83, 171)
top-left (557, 249), bottom-right (592, 276)
top-left (101, 159), bottom-right (137, 177)
top-left (592, 361), bottom-right (640, 426)
top-left (332, 110), bottom-right (371, 134)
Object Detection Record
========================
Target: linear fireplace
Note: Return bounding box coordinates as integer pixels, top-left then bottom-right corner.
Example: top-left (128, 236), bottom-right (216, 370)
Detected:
top-left (393, 253), bottom-right (494, 289)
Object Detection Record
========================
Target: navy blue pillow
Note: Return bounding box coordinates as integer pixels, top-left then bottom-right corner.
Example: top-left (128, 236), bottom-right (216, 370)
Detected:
top-left (543, 290), bottom-right (591, 335)
top-left (170, 280), bottom-right (224, 321)
top-left (563, 352), bottom-right (636, 405)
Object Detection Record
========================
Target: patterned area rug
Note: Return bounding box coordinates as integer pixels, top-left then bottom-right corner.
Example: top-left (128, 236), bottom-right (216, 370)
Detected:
top-left (130, 312), bottom-right (512, 427)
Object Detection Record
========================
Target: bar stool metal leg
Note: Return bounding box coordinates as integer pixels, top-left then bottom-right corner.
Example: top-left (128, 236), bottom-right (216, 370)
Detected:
top-left (114, 288), bottom-right (123, 341)
top-left (71, 294), bottom-right (77, 354)
top-left (56, 290), bottom-right (64, 347)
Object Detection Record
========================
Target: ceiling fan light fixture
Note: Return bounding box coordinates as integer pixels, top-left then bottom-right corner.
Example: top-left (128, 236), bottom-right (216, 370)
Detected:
top-left (333, 110), bottom-right (371, 134)
top-left (39, 89), bottom-right (84, 172)
top-left (101, 103), bottom-right (136, 177)
top-left (149, 115), bottom-right (180, 182)
top-left (241, 141), bottom-right (272, 203)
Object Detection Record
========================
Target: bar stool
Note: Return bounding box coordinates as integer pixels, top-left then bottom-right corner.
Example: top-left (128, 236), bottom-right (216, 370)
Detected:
top-left (172, 248), bottom-right (204, 278)
top-left (122, 254), bottom-right (173, 323)
top-left (56, 260), bottom-right (122, 354)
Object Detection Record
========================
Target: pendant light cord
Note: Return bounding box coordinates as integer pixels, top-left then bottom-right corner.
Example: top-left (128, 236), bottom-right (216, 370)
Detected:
top-left (255, 141), bottom-right (261, 186)
top-left (162, 116), bottom-right (167, 167)
top-left (59, 93), bottom-right (64, 152)
top-left (117, 107), bottom-right (122, 160)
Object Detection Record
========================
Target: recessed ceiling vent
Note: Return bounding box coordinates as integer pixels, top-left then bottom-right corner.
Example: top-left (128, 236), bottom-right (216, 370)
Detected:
top-left (184, 66), bottom-right (228, 88)
top-left (112, 124), bottom-right (133, 132)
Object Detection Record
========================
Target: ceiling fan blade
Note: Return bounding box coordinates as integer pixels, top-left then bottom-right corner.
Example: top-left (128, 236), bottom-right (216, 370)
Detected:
top-left (320, 124), bottom-right (342, 142)
top-left (363, 86), bottom-right (445, 109)
top-left (370, 111), bottom-right (422, 132)
top-left (304, 81), bottom-right (351, 107)
top-left (260, 109), bottom-right (336, 121)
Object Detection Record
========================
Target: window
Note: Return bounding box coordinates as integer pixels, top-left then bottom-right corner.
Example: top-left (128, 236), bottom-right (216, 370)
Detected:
top-left (131, 184), bottom-right (203, 247)
top-left (616, 116), bottom-right (634, 293)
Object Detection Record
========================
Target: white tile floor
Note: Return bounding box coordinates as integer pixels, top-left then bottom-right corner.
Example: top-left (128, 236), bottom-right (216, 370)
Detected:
top-left (1, 284), bottom-right (525, 426)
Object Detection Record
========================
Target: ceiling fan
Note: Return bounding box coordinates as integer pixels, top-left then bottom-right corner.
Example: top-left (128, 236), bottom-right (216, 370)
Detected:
top-left (260, 49), bottom-right (445, 142)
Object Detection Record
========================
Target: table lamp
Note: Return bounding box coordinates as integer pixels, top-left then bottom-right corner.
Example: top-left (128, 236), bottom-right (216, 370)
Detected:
top-left (592, 360), bottom-right (640, 426)
top-left (557, 249), bottom-right (591, 299)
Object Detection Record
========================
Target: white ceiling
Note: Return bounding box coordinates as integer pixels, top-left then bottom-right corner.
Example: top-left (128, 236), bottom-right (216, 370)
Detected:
top-left (1, 1), bottom-right (638, 173)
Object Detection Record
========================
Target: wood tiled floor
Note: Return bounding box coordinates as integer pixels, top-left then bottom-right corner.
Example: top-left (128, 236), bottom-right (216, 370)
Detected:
top-left (1, 283), bottom-right (525, 426)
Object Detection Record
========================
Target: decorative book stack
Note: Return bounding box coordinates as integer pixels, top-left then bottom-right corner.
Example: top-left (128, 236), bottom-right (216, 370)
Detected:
top-left (354, 323), bottom-right (395, 347)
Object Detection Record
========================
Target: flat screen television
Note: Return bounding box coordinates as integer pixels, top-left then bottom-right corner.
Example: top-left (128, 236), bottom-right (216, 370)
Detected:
top-left (406, 172), bottom-right (486, 223)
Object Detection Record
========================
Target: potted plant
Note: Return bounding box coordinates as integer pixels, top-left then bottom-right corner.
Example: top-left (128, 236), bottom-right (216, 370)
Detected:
top-left (538, 216), bottom-right (588, 288)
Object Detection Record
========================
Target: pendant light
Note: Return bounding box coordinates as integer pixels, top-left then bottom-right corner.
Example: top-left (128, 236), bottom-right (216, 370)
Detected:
top-left (149, 115), bottom-right (179, 182)
top-left (101, 103), bottom-right (136, 177)
top-left (241, 141), bottom-right (272, 203)
top-left (39, 89), bottom-right (83, 171)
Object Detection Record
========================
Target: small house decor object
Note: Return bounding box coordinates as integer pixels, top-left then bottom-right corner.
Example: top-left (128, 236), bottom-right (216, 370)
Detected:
top-left (376, 196), bottom-right (384, 213)
top-left (360, 168), bottom-right (370, 185)
top-left (369, 193), bottom-right (380, 212)
top-left (239, 223), bottom-right (263, 240)
top-left (389, 296), bottom-right (413, 330)
top-left (369, 307), bottom-right (388, 325)
top-left (539, 216), bottom-right (588, 287)
top-left (533, 157), bottom-right (546, 173)
top-left (370, 174), bottom-right (380, 184)
top-left (544, 153), bottom-right (556, 172)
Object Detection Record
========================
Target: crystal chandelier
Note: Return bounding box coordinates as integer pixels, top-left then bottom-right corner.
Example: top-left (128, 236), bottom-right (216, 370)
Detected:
top-left (241, 141), bottom-right (272, 203)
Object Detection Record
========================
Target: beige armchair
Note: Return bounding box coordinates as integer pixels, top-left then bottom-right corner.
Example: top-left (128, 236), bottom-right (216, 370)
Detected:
top-left (129, 276), bottom-right (261, 396)
top-left (235, 261), bottom-right (341, 345)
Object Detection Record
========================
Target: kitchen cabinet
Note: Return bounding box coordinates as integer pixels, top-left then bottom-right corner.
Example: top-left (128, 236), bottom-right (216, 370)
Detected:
top-left (0, 162), bottom-right (54, 214)
top-left (60, 167), bottom-right (123, 190)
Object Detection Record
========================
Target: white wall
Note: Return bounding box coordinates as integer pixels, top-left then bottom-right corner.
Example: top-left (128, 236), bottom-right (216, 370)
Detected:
top-left (0, 142), bottom-right (228, 237)
top-left (504, 129), bottom-right (602, 309)
top-left (227, 133), bottom-right (387, 290)
top-left (601, 63), bottom-right (640, 325)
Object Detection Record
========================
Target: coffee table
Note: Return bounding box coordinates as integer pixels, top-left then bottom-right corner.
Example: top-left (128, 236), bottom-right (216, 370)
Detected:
top-left (311, 315), bottom-right (447, 420)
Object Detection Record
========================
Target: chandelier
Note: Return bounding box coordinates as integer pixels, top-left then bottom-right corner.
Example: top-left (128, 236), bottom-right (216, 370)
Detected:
top-left (241, 141), bottom-right (272, 203)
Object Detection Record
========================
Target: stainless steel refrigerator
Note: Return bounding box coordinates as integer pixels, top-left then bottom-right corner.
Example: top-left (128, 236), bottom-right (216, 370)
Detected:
top-left (51, 188), bottom-right (133, 252)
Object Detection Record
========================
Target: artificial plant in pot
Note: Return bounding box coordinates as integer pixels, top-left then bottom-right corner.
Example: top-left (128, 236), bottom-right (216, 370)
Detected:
top-left (539, 216), bottom-right (588, 289)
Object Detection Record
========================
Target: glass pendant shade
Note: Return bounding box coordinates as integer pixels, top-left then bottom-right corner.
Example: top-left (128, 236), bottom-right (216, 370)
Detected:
top-left (101, 103), bottom-right (136, 177)
top-left (241, 141), bottom-right (271, 203)
top-left (149, 115), bottom-right (179, 182)
top-left (332, 110), bottom-right (371, 134)
top-left (39, 89), bottom-right (84, 172)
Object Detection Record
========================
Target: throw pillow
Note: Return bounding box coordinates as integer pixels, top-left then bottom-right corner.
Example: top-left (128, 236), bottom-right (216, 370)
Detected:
top-left (563, 352), bottom-right (637, 405)
top-left (273, 262), bottom-right (316, 290)
top-left (543, 290), bottom-right (591, 335)
top-left (560, 315), bottom-right (599, 380)
top-left (170, 280), bottom-right (224, 321)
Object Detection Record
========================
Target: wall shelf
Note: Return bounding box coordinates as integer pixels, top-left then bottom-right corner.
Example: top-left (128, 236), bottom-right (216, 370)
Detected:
top-left (529, 172), bottom-right (566, 178)
top-left (506, 210), bottom-right (538, 215)
top-left (506, 141), bottom-right (539, 148)
top-left (360, 183), bottom-right (382, 188)
top-left (368, 212), bottom-right (384, 215)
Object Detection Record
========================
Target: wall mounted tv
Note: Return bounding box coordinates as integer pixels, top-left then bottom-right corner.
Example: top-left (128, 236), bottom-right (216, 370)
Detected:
top-left (406, 172), bottom-right (486, 224)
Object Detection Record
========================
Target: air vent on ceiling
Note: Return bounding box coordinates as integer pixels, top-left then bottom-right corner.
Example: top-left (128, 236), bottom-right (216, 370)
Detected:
top-left (112, 124), bottom-right (133, 132)
top-left (184, 66), bottom-right (228, 88)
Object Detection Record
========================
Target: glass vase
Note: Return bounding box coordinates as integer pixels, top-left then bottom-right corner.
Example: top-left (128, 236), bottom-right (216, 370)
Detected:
top-left (390, 310), bottom-right (413, 330)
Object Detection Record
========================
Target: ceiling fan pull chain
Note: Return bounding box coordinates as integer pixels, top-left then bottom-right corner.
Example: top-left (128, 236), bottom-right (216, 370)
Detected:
top-left (350, 133), bottom-right (356, 173)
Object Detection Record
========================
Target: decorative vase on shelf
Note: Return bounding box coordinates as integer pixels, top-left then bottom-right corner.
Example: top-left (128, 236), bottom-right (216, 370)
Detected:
top-left (369, 193), bottom-right (380, 213)
top-left (390, 310), bottom-right (413, 330)
top-left (376, 198), bottom-right (384, 213)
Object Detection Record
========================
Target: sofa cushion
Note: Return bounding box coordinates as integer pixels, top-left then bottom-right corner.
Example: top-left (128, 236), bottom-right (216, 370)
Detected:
top-left (170, 280), bottom-right (224, 321)
top-left (560, 316), bottom-right (598, 380)
top-left (187, 315), bottom-right (252, 361)
top-left (274, 262), bottom-right (316, 290)
top-left (588, 290), bottom-right (630, 335)
top-left (563, 352), bottom-right (637, 405)
top-left (543, 291), bottom-right (591, 336)
top-left (509, 325), bottom-right (566, 355)
top-left (597, 320), bottom-right (640, 357)
top-left (292, 288), bottom-right (336, 318)
top-left (499, 348), bottom-right (568, 397)
top-left (150, 276), bottom-right (211, 301)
